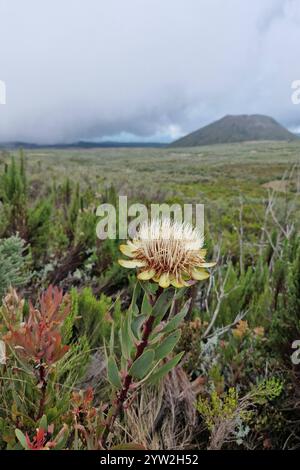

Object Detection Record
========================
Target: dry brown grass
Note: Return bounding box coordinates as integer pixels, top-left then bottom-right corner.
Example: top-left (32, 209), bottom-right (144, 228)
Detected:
top-left (112, 366), bottom-right (205, 450)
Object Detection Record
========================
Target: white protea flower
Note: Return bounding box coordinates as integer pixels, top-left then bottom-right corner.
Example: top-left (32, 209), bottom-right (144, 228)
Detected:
top-left (118, 218), bottom-right (215, 288)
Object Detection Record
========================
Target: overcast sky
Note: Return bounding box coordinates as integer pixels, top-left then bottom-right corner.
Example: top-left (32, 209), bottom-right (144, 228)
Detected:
top-left (0, 0), bottom-right (300, 143)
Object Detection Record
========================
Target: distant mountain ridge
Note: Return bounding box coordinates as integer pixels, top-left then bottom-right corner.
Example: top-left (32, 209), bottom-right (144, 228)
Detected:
top-left (1, 115), bottom-right (297, 150)
top-left (0, 141), bottom-right (166, 150)
top-left (170, 114), bottom-right (298, 147)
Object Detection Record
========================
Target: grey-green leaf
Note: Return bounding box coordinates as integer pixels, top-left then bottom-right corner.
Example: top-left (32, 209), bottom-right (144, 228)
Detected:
top-left (154, 330), bottom-right (181, 362)
top-left (129, 349), bottom-right (155, 379)
top-left (109, 322), bottom-right (115, 356)
top-left (54, 430), bottom-right (69, 450)
top-left (141, 292), bottom-right (152, 316)
top-left (174, 287), bottom-right (187, 300)
top-left (107, 355), bottom-right (122, 388)
top-left (152, 289), bottom-right (174, 319)
top-left (38, 414), bottom-right (47, 431)
top-left (15, 429), bottom-right (29, 449)
top-left (129, 282), bottom-right (141, 312)
top-left (120, 313), bottom-right (135, 360)
top-left (161, 300), bottom-right (190, 334)
top-left (147, 352), bottom-right (184, 385)
top-left (140, 280), bottom-right (158, 296)
top-left (131, 314), bottom-right (147, 340)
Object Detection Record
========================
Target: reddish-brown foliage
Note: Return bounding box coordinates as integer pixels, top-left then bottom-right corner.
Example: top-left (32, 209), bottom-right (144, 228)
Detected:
top-left (4, 285), bottom-right (70, 365)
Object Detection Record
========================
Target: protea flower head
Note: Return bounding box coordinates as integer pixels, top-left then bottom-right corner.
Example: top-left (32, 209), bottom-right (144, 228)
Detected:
top-left (118, 218), bottom-right (215, 288)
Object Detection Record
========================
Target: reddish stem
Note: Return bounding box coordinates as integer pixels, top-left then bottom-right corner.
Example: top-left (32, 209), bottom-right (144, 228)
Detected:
top-left (100, 287), bottom-right (162, 449)
top-left (36, 364), bottom-right (47, 421)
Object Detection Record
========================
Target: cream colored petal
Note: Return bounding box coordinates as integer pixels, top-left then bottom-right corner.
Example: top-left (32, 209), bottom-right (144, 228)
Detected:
top-left (159, 272), bottom-right (170, 288)
top-left (171, 277), bottom-right (185, 288)
top-left (137, 269), bottom-right (156, 280)
top-left (179, 277), bottom-right (190, 287)
top-left (199, 262), bottom-right (216, 268)
top-left (119, 244), bottom-right (136, 258)
top-left (134, 259), bottom-right (147, 267)
top-left (118, 259), bottom-right (146, 269)
top-left (192, 269), bottom-right (210, 280)
top-left (127, 240), bottom-right (139, 249)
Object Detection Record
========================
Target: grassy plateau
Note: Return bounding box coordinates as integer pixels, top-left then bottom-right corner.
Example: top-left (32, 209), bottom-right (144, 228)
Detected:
top-left (0, 140), bottom-right (299, 450)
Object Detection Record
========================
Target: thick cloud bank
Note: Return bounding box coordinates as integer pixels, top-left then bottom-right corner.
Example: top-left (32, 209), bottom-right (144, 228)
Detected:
top-left (0, 0), bottom-right (300, 143)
